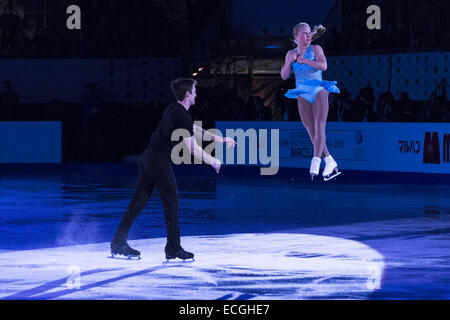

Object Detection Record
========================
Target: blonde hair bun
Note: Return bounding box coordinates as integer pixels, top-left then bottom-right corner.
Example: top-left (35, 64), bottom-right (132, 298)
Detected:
top-left (312, 25), bottom-right (326, 41)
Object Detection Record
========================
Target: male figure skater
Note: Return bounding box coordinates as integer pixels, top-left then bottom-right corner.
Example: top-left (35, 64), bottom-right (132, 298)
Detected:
top-left (111, 78), bottom-right (235, 260)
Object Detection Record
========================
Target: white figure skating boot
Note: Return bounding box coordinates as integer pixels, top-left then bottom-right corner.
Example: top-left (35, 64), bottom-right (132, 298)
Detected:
top-left (322, 155), bottom-right (341, 181)
top-left (309, 157), bottom-right (321, 181)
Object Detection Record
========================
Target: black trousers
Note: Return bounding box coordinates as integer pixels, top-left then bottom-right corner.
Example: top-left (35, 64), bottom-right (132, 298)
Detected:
top-left (112, 148), bottom-right (180, 251)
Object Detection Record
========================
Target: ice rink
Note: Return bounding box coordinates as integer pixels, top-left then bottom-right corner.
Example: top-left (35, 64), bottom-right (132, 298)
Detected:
top-left (0, 164), bottom-right (449, 300)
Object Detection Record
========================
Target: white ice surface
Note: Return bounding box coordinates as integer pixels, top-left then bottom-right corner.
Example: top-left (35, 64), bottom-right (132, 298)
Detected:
top-left (0, 233), bottom-right (384, 300)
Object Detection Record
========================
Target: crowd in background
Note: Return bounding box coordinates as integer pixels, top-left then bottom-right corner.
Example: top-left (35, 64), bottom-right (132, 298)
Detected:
top-left (2, 79), bottom-right (447, 124)
top-left (325, 87), bottom-right (448, 122)
top-left (213, 85), bottom-right (449, 123)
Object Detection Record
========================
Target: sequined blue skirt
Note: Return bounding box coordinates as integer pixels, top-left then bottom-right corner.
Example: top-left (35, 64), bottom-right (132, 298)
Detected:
top-left (285, 79), bottom-right (340, 104)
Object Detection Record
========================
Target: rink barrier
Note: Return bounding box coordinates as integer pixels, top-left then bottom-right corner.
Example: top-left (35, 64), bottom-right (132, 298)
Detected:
top-left (215, 121), bottom-right (450, 175)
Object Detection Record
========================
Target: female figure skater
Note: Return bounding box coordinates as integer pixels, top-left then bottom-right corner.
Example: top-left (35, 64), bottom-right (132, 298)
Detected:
top-left (280, 22), bottom-right (341, 181)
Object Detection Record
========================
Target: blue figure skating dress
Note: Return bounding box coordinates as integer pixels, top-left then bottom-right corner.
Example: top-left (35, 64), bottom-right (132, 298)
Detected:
top-left (285, 46), bottom-right (340, 104)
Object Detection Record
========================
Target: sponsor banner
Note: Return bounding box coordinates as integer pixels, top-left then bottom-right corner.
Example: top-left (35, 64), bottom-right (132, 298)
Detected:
top-left (215, 122), bottom-right (450, 174)
top-left (0, 122), bottom-right (61, 163)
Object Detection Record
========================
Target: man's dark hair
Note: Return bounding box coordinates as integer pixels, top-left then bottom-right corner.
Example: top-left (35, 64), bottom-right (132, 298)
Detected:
top-left (170, 78), bottom-right (197, 101)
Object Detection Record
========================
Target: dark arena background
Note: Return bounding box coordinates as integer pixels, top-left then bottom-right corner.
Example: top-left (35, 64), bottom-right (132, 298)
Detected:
top-left (0, 0), bottom-right (449, 309)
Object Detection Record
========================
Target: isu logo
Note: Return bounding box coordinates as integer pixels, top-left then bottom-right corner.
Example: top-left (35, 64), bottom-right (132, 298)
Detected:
top-left (423, 132), bottom-right (450, 164)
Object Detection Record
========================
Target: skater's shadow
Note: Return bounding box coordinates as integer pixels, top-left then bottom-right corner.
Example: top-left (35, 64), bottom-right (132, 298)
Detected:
top-left (2, 264), bottom-right (182, 300)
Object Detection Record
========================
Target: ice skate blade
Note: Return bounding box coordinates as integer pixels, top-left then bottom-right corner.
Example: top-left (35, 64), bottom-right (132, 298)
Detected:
top-left (310, 173), bottom-right (318, 181)
top-left (108, 254), bottom-right (141, 261)
top-left (323, 171), bottom-right (342, 182)
top-left (163, 258), bottom-right (195, 264)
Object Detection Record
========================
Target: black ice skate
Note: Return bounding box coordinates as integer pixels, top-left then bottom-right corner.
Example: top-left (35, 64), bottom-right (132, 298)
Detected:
top-left (110, 241), bottom-right (141, 260)
top-left (164, 246), bottom-right (194, 262)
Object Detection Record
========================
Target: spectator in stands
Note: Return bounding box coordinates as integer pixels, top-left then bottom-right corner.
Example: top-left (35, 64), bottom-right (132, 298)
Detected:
top-left (0, 80), bottom-right (19, 120)
top-left (397, 91), bottom-right (414, 122)
top-left (277, 89), bottom-right (293, 121)
top-left (363, 103), bottom-right (379, 122)
top-left (377, 91), bottom-right (396, 122)
top-left (253, 96), bottom-right (265, 121)
top-left (334, 88), bottom-right (353, 122)
top-left (441, 102), bottom-right (450, 122)
top-left (427, 90), bottom-right (448, 122)
top-left (353, 86), bottom-right (375, 122)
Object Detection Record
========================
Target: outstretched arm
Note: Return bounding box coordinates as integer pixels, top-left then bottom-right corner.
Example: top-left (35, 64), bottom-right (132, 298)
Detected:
top-left (183, 135), bottom-right (221, 173)
top-left (193, 124), bottom-right (220, 142)
top-left (193, 124), bottom-right (236, 148)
